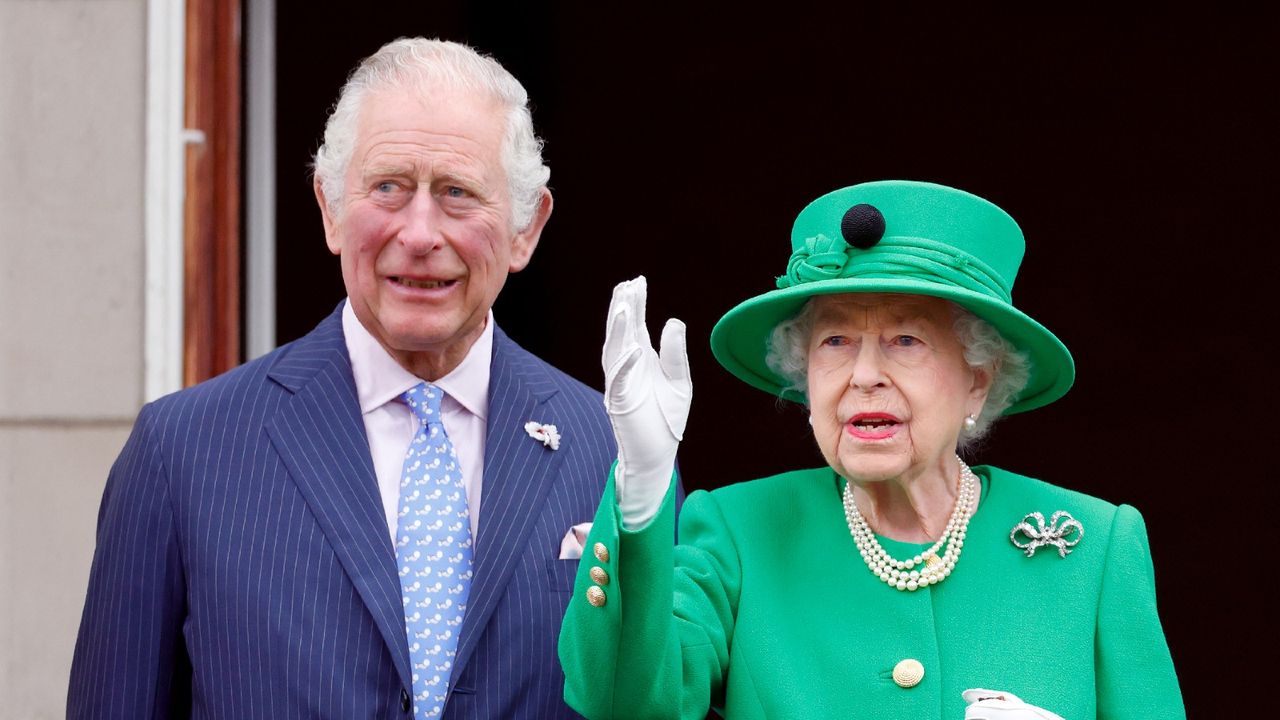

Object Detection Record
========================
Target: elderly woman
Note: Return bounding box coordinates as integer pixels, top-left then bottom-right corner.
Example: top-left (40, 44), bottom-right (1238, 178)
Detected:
top-left (558, 181), bottom-right (1183, 719)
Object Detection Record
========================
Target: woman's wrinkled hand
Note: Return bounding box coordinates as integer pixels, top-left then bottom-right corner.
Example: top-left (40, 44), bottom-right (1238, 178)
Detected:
top-left (602, 276), bottom-right (691, 528)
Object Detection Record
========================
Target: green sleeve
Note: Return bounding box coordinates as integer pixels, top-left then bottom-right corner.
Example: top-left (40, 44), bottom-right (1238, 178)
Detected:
top-left (560, 467), bottom-right (740, 720)
top-left (1095, 504), bottom-right (1186, 719)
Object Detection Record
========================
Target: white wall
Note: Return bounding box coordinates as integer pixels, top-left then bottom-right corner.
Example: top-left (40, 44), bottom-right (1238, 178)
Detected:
top-left (0, 1), bottom-right (147, 717)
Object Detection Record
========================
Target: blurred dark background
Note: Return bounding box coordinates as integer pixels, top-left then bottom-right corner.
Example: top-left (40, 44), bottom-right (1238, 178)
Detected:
top-left (274, 5), bottom-right (1277, 715)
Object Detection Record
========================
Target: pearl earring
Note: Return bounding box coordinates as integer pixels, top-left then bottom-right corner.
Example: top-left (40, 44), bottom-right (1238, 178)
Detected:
top-left (963, 414), bottom-right (977, 431)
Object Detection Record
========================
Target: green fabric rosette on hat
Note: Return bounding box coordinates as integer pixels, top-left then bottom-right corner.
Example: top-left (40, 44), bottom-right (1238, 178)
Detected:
top-left (710, 180), bottom-right (1075, 414)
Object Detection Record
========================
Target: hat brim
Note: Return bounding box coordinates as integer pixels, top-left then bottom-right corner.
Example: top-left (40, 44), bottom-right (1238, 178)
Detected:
top-left (709, 278), bottom-right (1075, 415)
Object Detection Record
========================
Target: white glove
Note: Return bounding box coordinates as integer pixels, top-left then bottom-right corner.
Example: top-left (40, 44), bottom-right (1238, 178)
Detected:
top-left (963, 689), bottom-right (1065, 720)
top-left (602, 277), bottom-right (691, 529)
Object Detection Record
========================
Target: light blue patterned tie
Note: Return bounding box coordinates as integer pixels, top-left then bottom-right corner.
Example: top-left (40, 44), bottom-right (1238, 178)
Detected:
top-left (397, 383), bottom-right (473, 719)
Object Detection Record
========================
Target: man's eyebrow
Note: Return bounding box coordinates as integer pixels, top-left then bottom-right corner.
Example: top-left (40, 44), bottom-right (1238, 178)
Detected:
top-left (362, 164), bottom-right (414, 178)
top-left (433, 167), bottom-right (487, 185)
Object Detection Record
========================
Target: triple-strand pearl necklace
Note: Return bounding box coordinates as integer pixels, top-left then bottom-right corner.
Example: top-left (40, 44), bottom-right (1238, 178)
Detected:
top-left (842, 457), bottom-right (978, 592)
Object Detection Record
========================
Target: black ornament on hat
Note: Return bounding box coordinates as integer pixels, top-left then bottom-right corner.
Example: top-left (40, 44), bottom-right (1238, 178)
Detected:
top-left (841, 204), bottom-right (886, 249)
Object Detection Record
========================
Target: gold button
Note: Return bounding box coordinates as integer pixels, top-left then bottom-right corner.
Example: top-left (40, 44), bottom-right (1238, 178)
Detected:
top-left (593, 542), bottom-right (610, 563)
top-left (589, 566), bottom-right (610, 585)
top-left (586, 585), bottom-right (606, 607)
top-left (892, 659), bottom-right (924, 688)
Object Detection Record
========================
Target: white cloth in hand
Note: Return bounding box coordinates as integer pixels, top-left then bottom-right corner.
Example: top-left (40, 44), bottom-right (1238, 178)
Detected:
top-left (602, 277), bottom-right (691, 529)
top-left (963, 689), bottom-right (1066, 720)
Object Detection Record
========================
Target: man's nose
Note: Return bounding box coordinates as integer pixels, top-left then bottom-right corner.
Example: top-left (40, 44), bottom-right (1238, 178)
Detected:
top-left (398, 192), bottom-right (444, 254)
top-left (848, 340), bottom-right (889, 390)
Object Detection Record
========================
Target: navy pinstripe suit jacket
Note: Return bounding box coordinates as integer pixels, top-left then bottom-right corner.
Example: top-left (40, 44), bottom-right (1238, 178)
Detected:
top-left (69, 306), bottom-right (616, 718)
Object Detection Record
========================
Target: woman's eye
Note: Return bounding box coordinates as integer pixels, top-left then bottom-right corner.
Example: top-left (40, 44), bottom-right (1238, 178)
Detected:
top-left (891, 335), bottom-right (921, 347)
top-left (820, 335), bottom-right (849, 347)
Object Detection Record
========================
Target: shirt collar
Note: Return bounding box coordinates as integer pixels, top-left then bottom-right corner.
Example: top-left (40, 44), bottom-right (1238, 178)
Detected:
top-left (342, 299), bottom-right (492, 420)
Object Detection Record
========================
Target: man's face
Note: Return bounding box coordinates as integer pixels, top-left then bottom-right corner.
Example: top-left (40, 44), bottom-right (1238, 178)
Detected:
top-left (317, 84), bottom-right (550, 377)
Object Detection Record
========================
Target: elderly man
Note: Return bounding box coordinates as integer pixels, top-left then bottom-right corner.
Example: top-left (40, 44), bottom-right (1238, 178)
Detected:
top-left (69, 38), bottom-right (619, 719)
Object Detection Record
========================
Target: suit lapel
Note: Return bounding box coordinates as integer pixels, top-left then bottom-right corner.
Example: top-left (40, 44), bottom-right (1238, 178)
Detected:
top-left (262, 306), bottom-right (412, 692)
top-left (451, 327), bottom-right (565, 684)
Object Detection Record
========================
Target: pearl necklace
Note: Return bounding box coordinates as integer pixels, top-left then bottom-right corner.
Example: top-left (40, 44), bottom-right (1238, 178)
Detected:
top-left (842, 457), bottom-right (978, 592)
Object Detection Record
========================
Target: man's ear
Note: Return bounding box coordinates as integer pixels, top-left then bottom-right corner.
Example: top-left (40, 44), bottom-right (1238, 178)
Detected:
top-left (508, 188), bottom-right (553, 272)
top-left (315, 177), bottom-right (342, 255)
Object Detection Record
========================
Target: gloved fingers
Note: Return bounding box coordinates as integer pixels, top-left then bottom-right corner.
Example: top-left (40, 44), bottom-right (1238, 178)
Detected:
top-left (604, 340), bottom-right (647, 414)
top-left (963, 689), bottom-right (1024, 704)
top-left (603, 297), bottom-right (633, 378)
top-left (658, 318), bottom-right (690, 389)
top-left (656, 318), bottom-right (691, 440)
top-left (628, 276), bottom-right (651, 354)
top-left (603, 277), bottom-right (649, 371)
top-left (961, 688), bottom-right (1063, 720)
top-left (603, 302), bottom-right (642, 404)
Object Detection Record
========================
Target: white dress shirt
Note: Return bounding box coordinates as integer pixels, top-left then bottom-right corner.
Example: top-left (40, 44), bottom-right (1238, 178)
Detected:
top-left (342, 300), bottom-right (491, 545)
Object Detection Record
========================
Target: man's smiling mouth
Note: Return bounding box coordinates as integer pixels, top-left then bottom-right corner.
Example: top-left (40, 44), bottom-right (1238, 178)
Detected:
top-left (391, 277), bottom-right (456, 290)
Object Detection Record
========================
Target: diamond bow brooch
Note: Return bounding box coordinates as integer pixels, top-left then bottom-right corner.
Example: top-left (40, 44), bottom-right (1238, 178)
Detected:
top-left (524, 421), bottom-right (561, 450)
top-left (1010, 511), bottom-right (1083, 558)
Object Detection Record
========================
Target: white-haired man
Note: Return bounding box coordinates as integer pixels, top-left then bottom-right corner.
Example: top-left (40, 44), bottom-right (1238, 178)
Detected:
top-left (69, 38), bottom-right (624, 719)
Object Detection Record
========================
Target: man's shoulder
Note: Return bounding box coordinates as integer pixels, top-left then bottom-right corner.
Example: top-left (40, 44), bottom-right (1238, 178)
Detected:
top-left (143, 310), bottom-right (345, 425)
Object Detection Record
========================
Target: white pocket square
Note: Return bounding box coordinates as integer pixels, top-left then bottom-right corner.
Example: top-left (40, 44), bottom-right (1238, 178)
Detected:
top-left (558, 522), bottom-right (593, 560)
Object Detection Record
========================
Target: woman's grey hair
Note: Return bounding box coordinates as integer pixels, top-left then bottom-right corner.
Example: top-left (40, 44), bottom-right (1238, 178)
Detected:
top-left (312, 37), bottom-right (550, 231)
top-left (765, 298), bottom-right (1031, 451)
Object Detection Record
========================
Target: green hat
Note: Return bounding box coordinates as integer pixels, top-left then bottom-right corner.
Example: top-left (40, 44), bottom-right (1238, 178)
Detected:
top-left (710, 180), bottom-right (1074, 414)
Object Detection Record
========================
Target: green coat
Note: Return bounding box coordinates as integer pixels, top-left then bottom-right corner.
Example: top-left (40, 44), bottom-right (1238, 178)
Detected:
top-left (559, 465), bottom-right (1184, 719)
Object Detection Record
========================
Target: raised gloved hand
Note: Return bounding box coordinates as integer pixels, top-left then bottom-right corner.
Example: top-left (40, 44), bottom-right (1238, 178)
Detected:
top-left (962, 689), bottom-right (1066, 720)
top-left (602, 277), bottom-right (691, 529)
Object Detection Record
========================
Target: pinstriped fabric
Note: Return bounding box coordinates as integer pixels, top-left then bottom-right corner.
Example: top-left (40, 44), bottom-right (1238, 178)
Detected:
top-left (445, 327), bottom-right (618, 719)
top-left (70, 309), bottom-right (403, 719)
top-left (69, 306), bottom-right (618, 719)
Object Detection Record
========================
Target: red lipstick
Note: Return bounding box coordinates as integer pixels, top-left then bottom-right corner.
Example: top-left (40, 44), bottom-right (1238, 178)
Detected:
top-left (846, 412), bottom-right (901, 440)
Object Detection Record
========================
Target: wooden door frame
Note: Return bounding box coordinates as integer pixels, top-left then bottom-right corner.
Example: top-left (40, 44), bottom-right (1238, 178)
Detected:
top-left (183, 0), bottom-right (242, 386)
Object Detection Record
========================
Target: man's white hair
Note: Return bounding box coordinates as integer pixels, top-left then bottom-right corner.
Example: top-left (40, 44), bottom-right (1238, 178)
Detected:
top-left (313, 37), bottom-right (549, 231)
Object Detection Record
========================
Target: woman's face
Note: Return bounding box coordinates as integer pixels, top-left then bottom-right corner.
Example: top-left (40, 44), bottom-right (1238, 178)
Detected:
top-left (806, 294), bottom-right (992, 484)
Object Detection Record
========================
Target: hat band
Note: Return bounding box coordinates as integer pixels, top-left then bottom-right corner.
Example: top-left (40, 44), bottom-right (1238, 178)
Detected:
top-left (777, 235), bottom-right (1012, 303)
